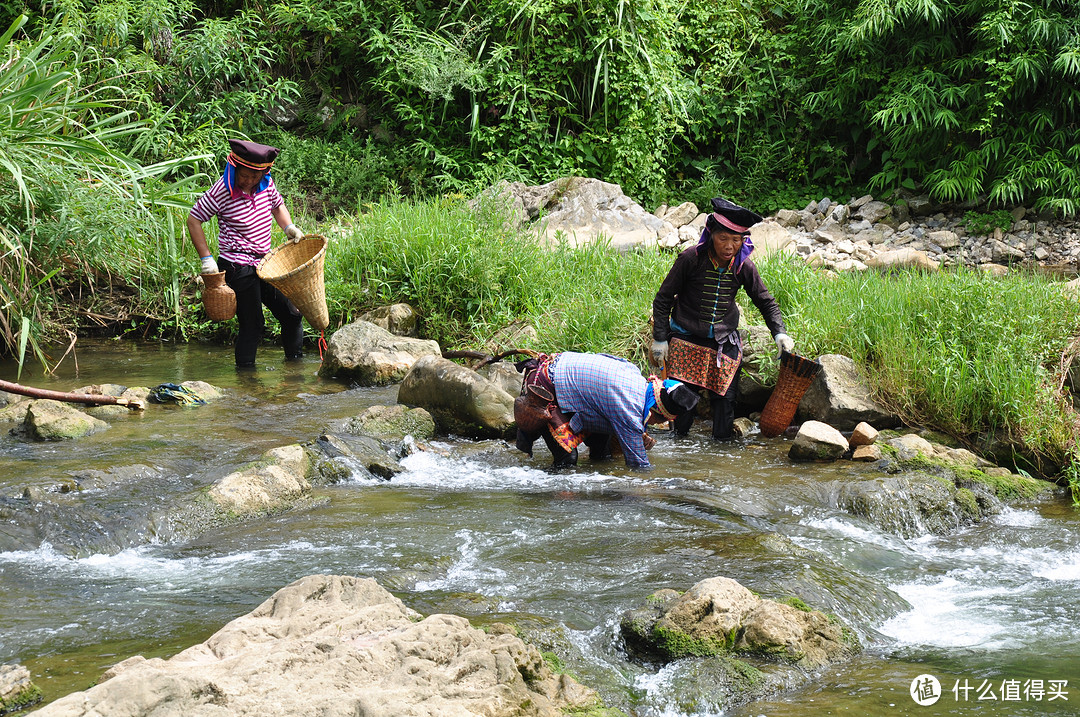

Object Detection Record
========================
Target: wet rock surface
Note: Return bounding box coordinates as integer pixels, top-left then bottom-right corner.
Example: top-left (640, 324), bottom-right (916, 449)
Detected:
top-left (37, 575), bottom-right (604, 717)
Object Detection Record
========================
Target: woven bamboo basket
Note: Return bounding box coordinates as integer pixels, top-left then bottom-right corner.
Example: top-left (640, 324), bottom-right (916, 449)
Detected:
top-left (759, 351), bottom-right (822, 438)
top-left (256, 235), bottom-right (329, 331)
top-left (201, 271), bottom-right (236, 321)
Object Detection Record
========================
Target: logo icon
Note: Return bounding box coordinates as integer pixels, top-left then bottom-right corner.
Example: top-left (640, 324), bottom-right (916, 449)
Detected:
top-left (911, 674), bottom-right (942, 706)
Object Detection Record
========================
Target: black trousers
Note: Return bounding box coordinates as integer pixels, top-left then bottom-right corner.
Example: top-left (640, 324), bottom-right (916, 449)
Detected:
top-left (515, 425), bottom-right (612, 467)
top-left (220, 259), bottom-right (304, 367)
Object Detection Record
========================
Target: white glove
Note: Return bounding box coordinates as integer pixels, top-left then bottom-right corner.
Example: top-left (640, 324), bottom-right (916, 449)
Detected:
top-left (285, 224), bottom-right (303, 242)
top-left (774, 333), bottom-right (795, 357)
top-left (199, 255), bottom-right (219, 274)
top-left (651, 340), bottom-right (669, 366)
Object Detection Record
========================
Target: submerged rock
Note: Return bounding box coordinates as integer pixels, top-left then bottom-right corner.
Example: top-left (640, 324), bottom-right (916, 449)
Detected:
top-left (837, 472), bottom-right (992, 538)
top-left (339, 404), bottom-right (436, 442)
top-left (38, 575), bottom-right (603, 717)
top-left (314, 432), bottom-right (403, 480)
top-left (207, 444), bottom-right (311, 516)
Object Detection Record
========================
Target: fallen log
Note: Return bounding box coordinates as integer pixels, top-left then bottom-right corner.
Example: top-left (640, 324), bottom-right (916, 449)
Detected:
top-left (0, 378), bottom-right (146, 411)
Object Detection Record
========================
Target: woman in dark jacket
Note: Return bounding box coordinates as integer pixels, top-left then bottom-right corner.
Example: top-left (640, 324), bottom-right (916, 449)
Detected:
top-left (651, 197), bottom-right (795, 440)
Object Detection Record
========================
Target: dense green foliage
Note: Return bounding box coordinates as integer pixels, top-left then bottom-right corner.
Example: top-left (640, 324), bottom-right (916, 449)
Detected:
top-left (4, 0), bottom-right (1077, 216)
top-left (802, 0), bottom-right (1080, 215)
top-left (0, 15), bottom-right (206, 374)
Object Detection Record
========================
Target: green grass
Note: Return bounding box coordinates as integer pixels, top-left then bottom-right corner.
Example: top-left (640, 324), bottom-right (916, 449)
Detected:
top-left (751, 251), bottom-right (1080, 474)
top-left (324, 196), bottom-right (1080, 491)
top-left (325, 194), bottom-right (672, 360)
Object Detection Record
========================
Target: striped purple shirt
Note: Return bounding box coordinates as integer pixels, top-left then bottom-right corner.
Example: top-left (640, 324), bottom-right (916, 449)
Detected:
top-left (190, 176), bottom-right (283, 266)
top-left (550, 352), bottom-right (651, 468)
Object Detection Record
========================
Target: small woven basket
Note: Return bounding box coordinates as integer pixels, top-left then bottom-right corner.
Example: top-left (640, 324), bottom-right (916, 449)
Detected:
top-left (759, 351), bottom-right (822, 437)
top-left (256, 235), bottom-right (329, 331)
top-left (201, 271), bottom-right (236, 321)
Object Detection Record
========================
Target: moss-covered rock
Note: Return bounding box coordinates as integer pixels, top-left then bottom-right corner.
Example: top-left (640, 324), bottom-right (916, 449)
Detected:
top-left (620, 577), bottom-right (859, 669)
top-left (343, 404), bottom-right (437, 442)
top-left (838, 437), bottom-right (1058, 538)
top-left (0, 663), bottom-right (42, 714)
top-left (24, 399), bottom-right (109, 441)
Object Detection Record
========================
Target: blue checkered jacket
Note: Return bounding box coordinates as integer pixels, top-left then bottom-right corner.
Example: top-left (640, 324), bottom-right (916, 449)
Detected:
top-left (550, 352), bottom-right (650, 468)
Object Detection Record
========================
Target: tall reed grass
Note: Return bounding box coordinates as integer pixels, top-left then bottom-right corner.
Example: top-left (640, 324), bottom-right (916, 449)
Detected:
top-left (326, 197), bottom-right (1080, 487)
top-left (325, 195), bottom-right (673, 359)
top-left (752, 252), bottom-right (1080, 474)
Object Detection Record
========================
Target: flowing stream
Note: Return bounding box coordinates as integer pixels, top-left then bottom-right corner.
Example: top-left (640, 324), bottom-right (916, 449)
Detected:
top-left (1, 341), bottom-right (1078, 716)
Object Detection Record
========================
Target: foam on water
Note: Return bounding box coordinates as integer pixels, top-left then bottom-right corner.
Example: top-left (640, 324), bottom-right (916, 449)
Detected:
top-left (396, 449), bottom-right (687, 495)
top-left (878, 576), bottom-right (1025, 649)
top-left (798, 514), bottom-right (914, 552)
top-left (632, 662), bottom-right (725, 717)
top-left (0, 538), bottom-right (374, 586)
top-left (413, 528), bottom-right (511, 593)
top-left (797, 506), bottom-right (1080, 654)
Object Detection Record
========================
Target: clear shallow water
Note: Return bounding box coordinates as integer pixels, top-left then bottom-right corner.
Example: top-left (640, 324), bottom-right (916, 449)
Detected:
top-left (1, 340), bottom-right (1078, 715)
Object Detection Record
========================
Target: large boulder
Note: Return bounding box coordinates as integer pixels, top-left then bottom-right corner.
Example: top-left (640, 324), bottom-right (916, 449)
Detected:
top-left (620, 576), bottom-right (859, 669)
top-left (477, 360), bottom-right (524, 397)
top-left (796, 354), bottom-right (900, 430)
top-left (24, 400), bottom-right (109, 441)
top-left (39, 575), bottom-right (601, 717)
top-left (319, 320), bottom-right (441, 385)
top-left (533, 177), bottom-right (666, 251)
top-left (356, 303), bottom-right (419, 337)
top-left (397, 356), bottom-right (516, 439)
top-left (749, 220), bottom-right (796, 259)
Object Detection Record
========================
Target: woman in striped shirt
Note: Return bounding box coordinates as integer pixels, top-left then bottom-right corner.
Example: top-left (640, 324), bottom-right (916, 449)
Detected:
top-left (187, 139), bottom-right (306, 369)
top-left (651, 197), bottom-right (795, 440)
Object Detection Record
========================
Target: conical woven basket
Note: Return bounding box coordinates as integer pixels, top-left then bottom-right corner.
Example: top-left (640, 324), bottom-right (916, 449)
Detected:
top-left (201, 271), bottom-right (236, 321)
top-left (256, 235), bottom-right (329, 331)
top-left (759, 351), bottom-right (822, 438)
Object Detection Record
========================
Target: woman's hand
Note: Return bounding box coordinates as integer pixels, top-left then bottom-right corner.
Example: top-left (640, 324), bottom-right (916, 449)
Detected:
top-left (774, 333), bottom-right (795, 357)
top-left (651, 340), bottom-right (669, 365)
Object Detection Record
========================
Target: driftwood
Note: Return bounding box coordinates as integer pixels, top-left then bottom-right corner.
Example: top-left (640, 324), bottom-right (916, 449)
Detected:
top-left (441, 348), bottom-right (539, 370)
top-left (0, 379), bottom-right (146, 411)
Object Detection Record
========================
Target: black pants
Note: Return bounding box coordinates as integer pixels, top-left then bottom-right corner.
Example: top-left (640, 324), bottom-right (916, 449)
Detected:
top-left (220, 259), bottom-right (304, 367)
top-left (673, 342), bottom-right (741, 441)
top-left (516, 425), bottom-right (612, 467)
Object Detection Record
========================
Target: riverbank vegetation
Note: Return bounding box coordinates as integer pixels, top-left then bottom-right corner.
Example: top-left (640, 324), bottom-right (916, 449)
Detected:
top-left (326, 198), bottom-right (1080, 488)
top-left (1, 3), bottom-right (1079, 492)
